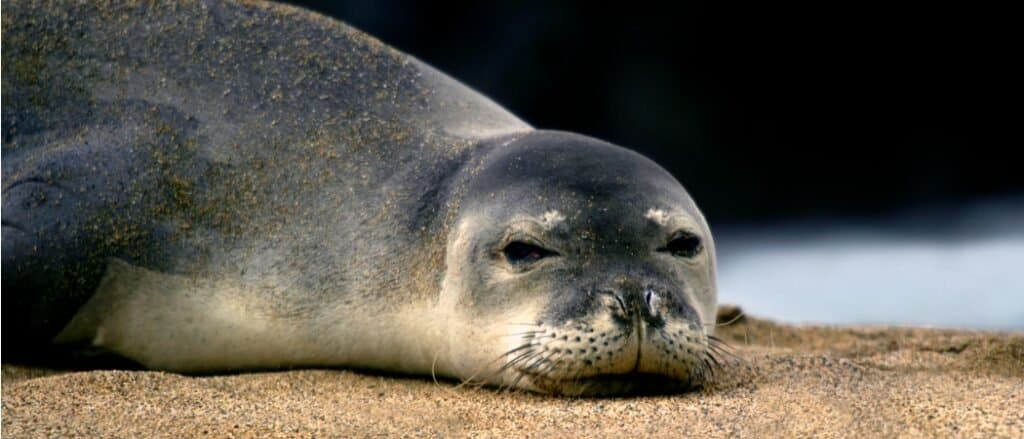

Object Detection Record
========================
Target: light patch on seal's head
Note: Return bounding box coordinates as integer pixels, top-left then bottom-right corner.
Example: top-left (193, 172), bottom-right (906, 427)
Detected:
top-left (539, 210), bottom-right (565, 229)
top-left (645, 208), bottom-right (671, 227)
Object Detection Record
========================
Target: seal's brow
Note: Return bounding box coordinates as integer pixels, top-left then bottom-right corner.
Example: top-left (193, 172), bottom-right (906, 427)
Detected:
top-left (538, 210), bottom-right (565, 229)
top-left (644, 208), bottom-right (671, 227)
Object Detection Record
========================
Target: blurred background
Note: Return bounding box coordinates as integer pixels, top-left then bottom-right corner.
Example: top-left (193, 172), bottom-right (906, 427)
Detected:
top-left (288, 0), bottom-right (1022, 329)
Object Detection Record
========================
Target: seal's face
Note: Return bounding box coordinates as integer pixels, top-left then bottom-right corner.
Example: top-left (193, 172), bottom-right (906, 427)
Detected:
top-left (440, 132), bottom-right (719, 396)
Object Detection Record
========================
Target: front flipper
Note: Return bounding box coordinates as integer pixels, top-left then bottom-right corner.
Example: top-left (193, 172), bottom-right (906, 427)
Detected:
top-left (2, 179), bottom-right (110, 355)
top-left (1, 132), bottom-right (160, 359)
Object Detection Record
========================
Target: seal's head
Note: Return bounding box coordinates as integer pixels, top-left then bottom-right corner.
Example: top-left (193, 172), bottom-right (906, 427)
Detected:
top-left (440, 130), bottom-right (719, 396)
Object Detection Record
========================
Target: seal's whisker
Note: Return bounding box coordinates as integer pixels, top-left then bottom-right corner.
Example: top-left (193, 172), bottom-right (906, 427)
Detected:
top-left (507, 371), bottom-right (529, 392)
top-left (576, 379), bottom-right (593, 396)
top-left (706, 342), bottom-right (731, 360)
top-left (508, 347), bottom-right (541, 364)
top-left (569, 368), bottom-right (591, 395)
top-left (504, 330), bottom-right (546, 337)
top-left (707, 334), bottom-right (731, 345)
top-left (454, 379), bottom-right (490, 393)
top-left (705, 310), bottom-right (746, 328)
top-left (455, 353), bottom-right (515, 391)
top-left (500, 363), bottom-right (536, 393)
top-left (701, 355), bottom-right (717, 380)
top-left (526, 360), bottom-right (558, 378)
top-left (707, 335), bottom-right (743, 364)
top-left (507, 350), bottom-right (558, 391)
top-left (453, 344), bottom-right (544, 392)
top-left (518, 351), bottom-right (551, 373)
top-left (704, 348), bottom-right (723, 369)
top-left (521, 351), bottom-right (554, 373)
top-left (452, 366), bottom-right (488, 389)
top-left (498, 349), bottom-right (544, 375)
top-left (500, 342), bottom-right (541, 358)
top-left (430, 352), bottom-right (441, 386)
top-left (699, 359), bottom-right (717, 386)
top-left (452, 374), bottom-right (485, 391)
top-left (507, 363), bottom-right (539, 391)
top-left (505, 322), bottom-right (543, 327)
top-left (497, 370), bottom-right (530, 394)
top-left (503, 332), bottom-right (556, 345)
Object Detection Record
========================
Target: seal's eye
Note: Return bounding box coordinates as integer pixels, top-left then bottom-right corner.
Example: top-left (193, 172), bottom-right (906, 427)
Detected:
top-left (661, 232), bottom-right (703, 258)
top-left (503, 241), bottom-right (557, 264)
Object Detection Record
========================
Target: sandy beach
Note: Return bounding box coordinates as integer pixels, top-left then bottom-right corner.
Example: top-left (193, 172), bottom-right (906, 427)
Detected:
top-left (3, 307), bottom-right (1022, 437)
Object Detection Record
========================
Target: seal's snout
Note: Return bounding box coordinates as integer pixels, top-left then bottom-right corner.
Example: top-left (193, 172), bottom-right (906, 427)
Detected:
top-left (508, 279), bottom-right (713, 395)
top-left (601, 283), bottom-right (680, 330)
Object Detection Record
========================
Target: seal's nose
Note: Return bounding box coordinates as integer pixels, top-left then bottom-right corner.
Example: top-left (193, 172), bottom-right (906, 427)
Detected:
top-left (602, 286), bottom-right (667, 328)
top-left (602, 290), bottom-right (630, 320)
top-left (644, 288), bottom-right (663, 318)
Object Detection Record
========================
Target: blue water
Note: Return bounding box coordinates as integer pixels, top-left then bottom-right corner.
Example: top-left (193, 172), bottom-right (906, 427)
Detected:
top-left (714, 198), bottom-right (1024, 330)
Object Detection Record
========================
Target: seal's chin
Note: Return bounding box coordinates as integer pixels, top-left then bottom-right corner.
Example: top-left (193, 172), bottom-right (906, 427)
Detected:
top-left (524, 372), bottom-right (701, 397)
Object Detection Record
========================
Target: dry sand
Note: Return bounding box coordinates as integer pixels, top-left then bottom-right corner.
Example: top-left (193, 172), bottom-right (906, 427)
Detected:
top-left (3, 307), bottom-right (1022, 438)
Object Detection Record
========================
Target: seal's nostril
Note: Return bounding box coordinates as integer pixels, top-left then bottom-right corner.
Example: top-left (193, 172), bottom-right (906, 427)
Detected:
top-left (644, 289), bottom-right (661, 311)
top-left (612, 293), bottom-right (628, 313)
top-left (600, 290), bottom-right (630, 318)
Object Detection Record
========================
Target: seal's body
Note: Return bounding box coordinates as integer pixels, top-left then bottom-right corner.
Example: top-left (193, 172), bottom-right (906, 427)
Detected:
top-left (2, 0), bottom-right (718, 395)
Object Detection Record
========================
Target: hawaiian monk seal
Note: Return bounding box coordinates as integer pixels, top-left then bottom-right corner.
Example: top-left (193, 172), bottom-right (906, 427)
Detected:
top-left (1, 0), bottom-right (722, 395)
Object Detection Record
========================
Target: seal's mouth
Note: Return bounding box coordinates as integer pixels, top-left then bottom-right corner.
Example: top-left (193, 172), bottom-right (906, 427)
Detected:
top-left (526, 372), bottom-right (701, 397)
top-left (499, 320), bottom-right (731, 396)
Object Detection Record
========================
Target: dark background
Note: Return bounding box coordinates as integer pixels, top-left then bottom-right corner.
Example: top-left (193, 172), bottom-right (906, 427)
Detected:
top-left (287, 0), bottom-right (1019, 225)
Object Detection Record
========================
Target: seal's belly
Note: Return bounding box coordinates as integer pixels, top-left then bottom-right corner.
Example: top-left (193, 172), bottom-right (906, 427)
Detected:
top-left (53, 260), bottom-right (310, 371)
top-left (54, 259), bottom-right (445, 374)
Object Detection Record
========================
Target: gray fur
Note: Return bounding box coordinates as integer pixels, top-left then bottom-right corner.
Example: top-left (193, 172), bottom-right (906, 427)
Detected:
top-left (3, 0), bottom-right (526, 347)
